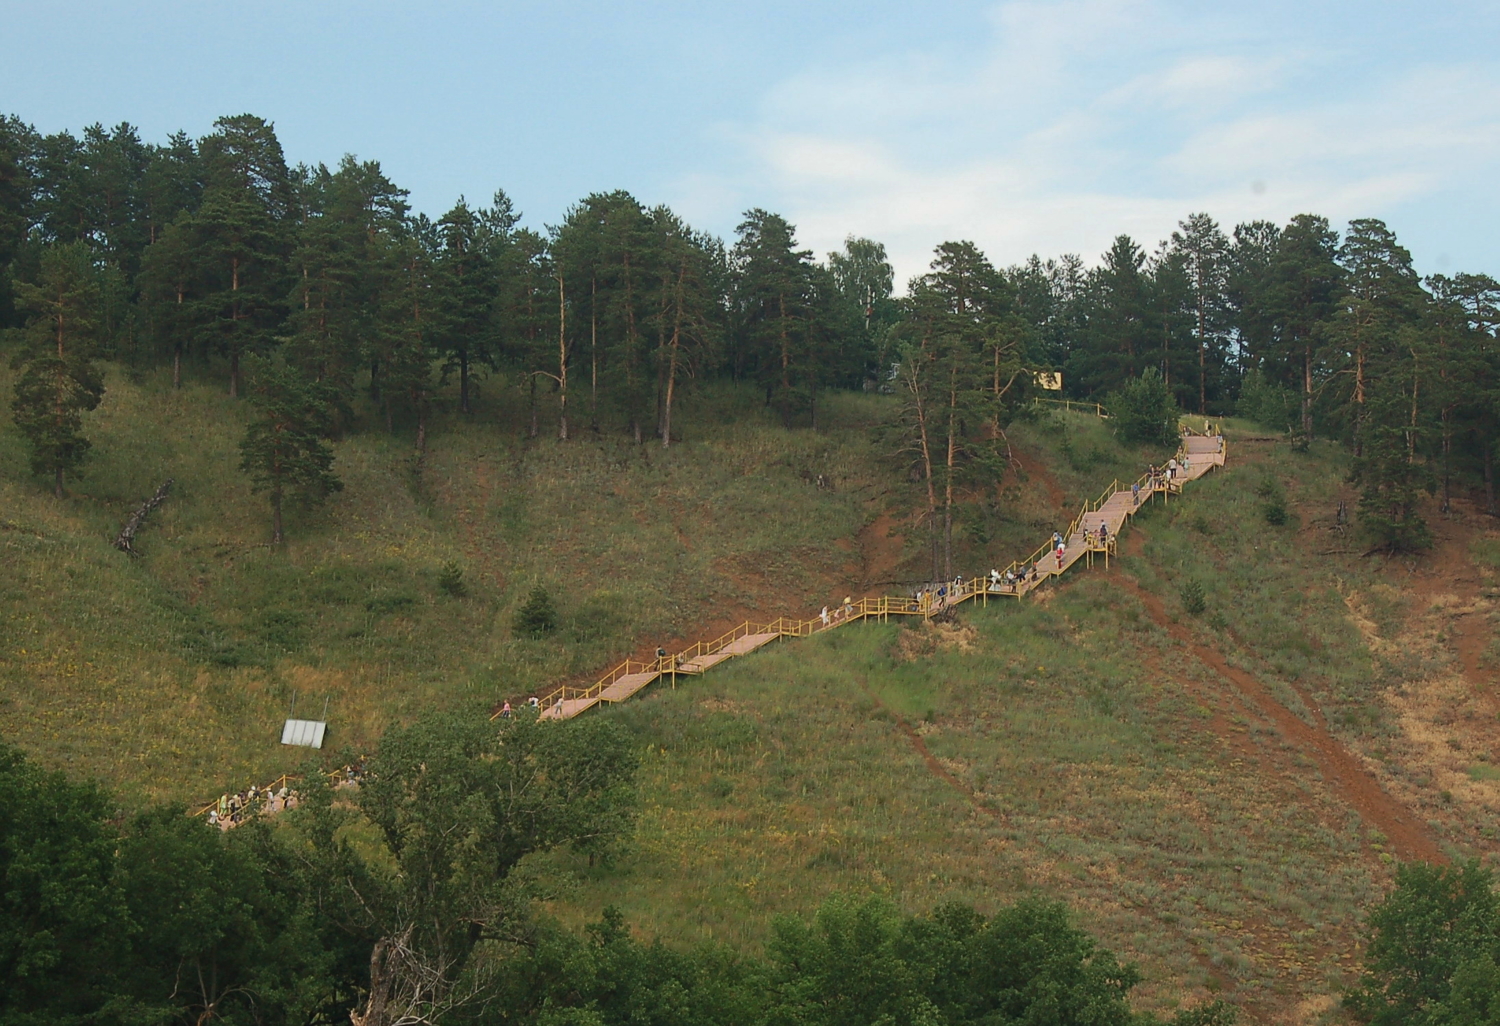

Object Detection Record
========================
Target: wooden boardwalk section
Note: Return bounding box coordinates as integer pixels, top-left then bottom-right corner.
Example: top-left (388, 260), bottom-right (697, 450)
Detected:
top-left (515, 430), bottom-right (1228, 722)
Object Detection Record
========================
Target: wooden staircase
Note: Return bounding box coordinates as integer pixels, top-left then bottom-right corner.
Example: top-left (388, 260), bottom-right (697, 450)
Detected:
top-left (512, 431), bottom-right (1229, 721)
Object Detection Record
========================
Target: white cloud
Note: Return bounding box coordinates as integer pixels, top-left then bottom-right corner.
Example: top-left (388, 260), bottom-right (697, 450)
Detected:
top-left (677, 1), bottom-right (1500, 286)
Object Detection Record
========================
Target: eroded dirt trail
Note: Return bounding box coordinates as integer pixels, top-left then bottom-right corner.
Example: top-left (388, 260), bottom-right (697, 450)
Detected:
top-left (1011, 444), bottom-right (1069, 511)
top-left (1114, 532), bottom-right (1443, 863)
top-left (857, 509), bottom-right (908, 588)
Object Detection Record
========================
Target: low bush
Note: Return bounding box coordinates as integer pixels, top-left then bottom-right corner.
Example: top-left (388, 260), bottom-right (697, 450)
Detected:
top-left (1107, 369), bottom-right (1180, 447)
top-left (514, 585), bottom-right (558, 638)
top-left (436, 560), bottom-right (466, 597)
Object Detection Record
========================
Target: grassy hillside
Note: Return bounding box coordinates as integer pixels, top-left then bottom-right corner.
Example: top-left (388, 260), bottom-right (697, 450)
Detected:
top-left (528, 430), bottom-right (1500, 1023)
top-left (5, 362), bottom-right (1500, 1023)
top-left (0, 363), bottom-right (1137, 795)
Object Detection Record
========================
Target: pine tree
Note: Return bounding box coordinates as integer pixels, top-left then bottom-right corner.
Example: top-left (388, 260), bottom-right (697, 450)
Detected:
top-left (0, 115), bottom-right (39, 330)
top-left (895, 241), bottom-right (1017, 580)
top-left (492, 226), bottom-right (556, 439)
top-left (238, 358), bottom-right (342, 545)
top-left (1264, 215), bottom-right (1342, 438)
top-left (1072, 235), bottom-right (1151, 395)
top-left (286, 155), bottom-right (409, 405)
top-left (377, 216), bottom-right (438, 450)
top-left (1168, 213), bottom-right (1232, 414)
top-left (433, 198), bottom-right (498, 416)
top-left (136, 214), bottom-right (197, 387)
top-left (553, 191), bottom-right (654, 439)
top-left (650, 207), bottom-right (723, 447)
top-left (1225, 220), bottom-right (1281, 390)
top-left (513, 585), bottom-right (558, 637)
top-left (188, 115), bottom-right (293, 397)
top-left (732, 209), bottom-right (820, 426)
top-left (10, 242), bottom-right (105, 497)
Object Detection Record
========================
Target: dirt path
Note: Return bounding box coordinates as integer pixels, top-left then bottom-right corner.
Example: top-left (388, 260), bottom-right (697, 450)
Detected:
top-left (857, 509), bottom-right (908, 587)
top-left (858, 685), bottom-right (1006, 819)
top-left (1405, 506), bottom-right (1494, 694)
top-left (1114, 533), bottom-right (1443, 863)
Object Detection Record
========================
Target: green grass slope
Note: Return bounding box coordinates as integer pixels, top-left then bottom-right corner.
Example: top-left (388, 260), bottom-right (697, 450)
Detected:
top-left (529, 429), bottom-right (1500, 1023)
top-left (6, 362), bottom-right (1500, 1023)
top-left (0, 366), bottom-right (896, 796)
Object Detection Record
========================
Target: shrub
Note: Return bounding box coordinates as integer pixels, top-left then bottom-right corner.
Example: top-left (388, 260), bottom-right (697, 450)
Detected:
top-left (1180, 579), bottom-right (1207, 616)
top-left (1346, 861), bottom-right (1500, 1026)
top-left (437, 560), bottom-right (466, 597)
top-left (1262, 496), bottom-right (1289, 526)
top-left (513, 585), bottom-right (558, 638)
top-left (1236, 369), bottom-right (1299, 432)
top-left (364, 593), bottom-right (416, 615)
top-left (1106, 369), bottom-right (1179, 447)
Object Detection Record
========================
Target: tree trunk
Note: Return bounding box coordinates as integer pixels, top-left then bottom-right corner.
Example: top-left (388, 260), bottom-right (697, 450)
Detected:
top-left (1353, 336), bottom-right (1366, 458)
top-left (174, 286), bottom-right (184, 388)
top-left (943, 363), bottom-right (959, 581)
top-left (528, 374), bottom-right (538, 439)
top-left (661, 352), bottom-right (678, 448)
top-left (1301, 344), bottom-right (1314, 439)
top-left (905, 360), bottom-right (939, 584)
top-left (590, 278), bottom-right (599, 432)
top-left (778, 296), bottom-right (792, 427)
top-left (354, 937), bottom-right (393, 1026)
top-left (1487, 439), bottom-right (1496, 517)
top-left (1197, 301), bottom-right (1207, 415)
top-left (556, 271), bottom-right (569, 441)
top-left (661, 264), bottom-right (686, 449)
top-left (53, 465), bottom-right (64, 500)
top-left (1407, 349), bottom-right (1419, 465)
top-left (1441, 412), bottom-right (1451, 513)
top-left (229, 256), bottom-right (241, 397)
top-left (459, 349), bottom-right (470, 415)
top-left (271, 487), bottom-right (284, 546)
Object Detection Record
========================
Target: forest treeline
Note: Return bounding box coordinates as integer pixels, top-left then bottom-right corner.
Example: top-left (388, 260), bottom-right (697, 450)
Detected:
top-left (1, 113), bottom-right (1497, 551)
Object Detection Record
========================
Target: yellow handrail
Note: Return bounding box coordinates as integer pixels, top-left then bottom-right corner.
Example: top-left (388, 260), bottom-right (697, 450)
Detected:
top-left (194, 772), bottom-right (299, 818)
top-left (1032, 397), bottom-right (1109, 418)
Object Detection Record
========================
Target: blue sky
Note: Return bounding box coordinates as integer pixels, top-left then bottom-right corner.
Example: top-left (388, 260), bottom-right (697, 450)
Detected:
top-left (3, 0), bottom-right (1496, 285)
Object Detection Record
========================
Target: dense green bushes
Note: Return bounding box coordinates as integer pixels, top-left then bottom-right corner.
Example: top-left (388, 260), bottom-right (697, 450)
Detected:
top-left (0, 732), bottom-right (1235, 1026)
top-left (1346, 861), bottom-right (1500, 1025)
top-left (1107, 369), bottom-right (1180, 447)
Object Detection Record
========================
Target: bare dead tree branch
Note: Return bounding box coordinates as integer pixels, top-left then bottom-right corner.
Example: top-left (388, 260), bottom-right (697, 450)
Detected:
top-left (113, 478), bottom-right (173, 556)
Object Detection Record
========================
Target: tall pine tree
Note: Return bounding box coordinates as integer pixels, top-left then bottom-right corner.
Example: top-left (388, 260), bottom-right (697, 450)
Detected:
top-left (238, 358), bottom-right (342, 545)
top-left (10, 242), bottom-right (105, 497)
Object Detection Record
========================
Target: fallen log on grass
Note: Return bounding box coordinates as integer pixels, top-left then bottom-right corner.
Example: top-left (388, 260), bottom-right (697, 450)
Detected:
top-left (113, 478), bottom-right (173, 556)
